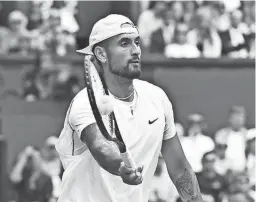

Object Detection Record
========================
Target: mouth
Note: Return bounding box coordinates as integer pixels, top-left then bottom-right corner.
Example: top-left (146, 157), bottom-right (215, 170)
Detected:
top-left (130, 60), bottom-right (140, 64)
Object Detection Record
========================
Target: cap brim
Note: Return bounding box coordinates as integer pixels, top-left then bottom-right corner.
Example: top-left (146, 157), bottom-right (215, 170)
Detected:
top-left (76, 45), bottom-right (93, 55)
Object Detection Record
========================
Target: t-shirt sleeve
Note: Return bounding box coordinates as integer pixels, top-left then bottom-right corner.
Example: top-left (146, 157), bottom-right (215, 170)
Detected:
top-left (161, 90), bottom-right (176, 140)
top-left (68, 89), bottom-right (96, 138)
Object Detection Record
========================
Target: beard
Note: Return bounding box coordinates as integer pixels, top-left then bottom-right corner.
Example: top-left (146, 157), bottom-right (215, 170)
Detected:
top-left (109, 62), bottom-right (141, 79)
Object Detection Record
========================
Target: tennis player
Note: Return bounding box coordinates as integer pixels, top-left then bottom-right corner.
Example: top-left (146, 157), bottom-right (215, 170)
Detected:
top-left (56, 14), bottom-right (203, 202)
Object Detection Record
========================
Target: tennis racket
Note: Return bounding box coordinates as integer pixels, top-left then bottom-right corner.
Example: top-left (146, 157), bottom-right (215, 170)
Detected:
top-left (84, 55), bottom-right (136, 169)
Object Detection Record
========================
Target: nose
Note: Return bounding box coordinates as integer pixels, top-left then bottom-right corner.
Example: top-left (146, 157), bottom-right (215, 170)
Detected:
top-left (131, 43), bottom-right (141, 57)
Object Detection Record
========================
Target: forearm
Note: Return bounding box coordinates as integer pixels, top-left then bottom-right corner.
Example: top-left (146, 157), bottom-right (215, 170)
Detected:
top-left (10, 155), bottom-right (27, 183)
top-left (91, 140), bottom-right (122, 176)
top-left (80, 124), bottom-right (122, 176)
top-left (161, 136), bottom-right (203, 202)
top-left (174, 166), bottom-right (203, 202)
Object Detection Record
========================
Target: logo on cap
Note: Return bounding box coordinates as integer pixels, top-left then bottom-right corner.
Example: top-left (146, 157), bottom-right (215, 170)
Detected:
top-left (120, 22), bottom-right (137, 29)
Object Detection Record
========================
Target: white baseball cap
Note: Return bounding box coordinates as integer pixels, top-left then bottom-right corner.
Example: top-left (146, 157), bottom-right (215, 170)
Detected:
top-left (76, 14), bottom-right (139, 55)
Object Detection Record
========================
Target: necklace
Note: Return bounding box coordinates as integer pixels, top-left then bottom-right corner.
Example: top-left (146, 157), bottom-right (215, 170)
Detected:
top-left (111, 89), bottom-right (135, 100)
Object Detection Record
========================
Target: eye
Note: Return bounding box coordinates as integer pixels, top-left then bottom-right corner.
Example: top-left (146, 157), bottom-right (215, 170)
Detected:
top-left (121, 41), bottom-right (128, 47)
top-left (135, 40), bottom-right (140, 46)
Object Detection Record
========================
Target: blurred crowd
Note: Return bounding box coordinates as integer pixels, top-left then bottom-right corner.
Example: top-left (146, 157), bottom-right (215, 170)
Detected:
top-left (0, 1), bottom-right (255, 202)
top-left (8, 136), bottom-right (63, 202)
top-left (138, 1), bottom-right (255, 58)
top-left (149, 105), bottom-right (255, 202)
top-left (0, 1), bottom-right (254, 102)
top-left (0, 1), bottom-right (82, 102)
top-left (6, 105), bottom-right (255, 202)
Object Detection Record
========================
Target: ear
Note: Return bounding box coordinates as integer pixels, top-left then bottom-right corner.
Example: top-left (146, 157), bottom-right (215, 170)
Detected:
top-left (94, 46), bottom-right (107, 63)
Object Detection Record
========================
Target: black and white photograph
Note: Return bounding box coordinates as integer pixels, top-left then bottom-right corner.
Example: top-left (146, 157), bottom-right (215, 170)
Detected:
top-left (0, 1), bottom-right (255, 202)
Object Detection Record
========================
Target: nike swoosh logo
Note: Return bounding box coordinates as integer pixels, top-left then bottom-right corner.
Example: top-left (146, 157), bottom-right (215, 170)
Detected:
top-left (149, 118), bottom-right (158, 124)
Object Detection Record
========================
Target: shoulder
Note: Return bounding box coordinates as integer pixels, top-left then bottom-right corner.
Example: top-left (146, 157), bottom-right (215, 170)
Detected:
top-left (68, 87), bottom-right (89, 114)
top-left (216, 127), bottom-right (230, 135)
top-left (200, 135), bottom-right (214, 145)
top-left (215, 127), bottom-right (230, 143)
top-left (72, 87), bottom-right (88, 104)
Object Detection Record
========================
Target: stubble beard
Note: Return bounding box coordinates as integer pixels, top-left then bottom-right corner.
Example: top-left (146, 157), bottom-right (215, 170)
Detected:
top-left (109, 63), bottom-right (142, 80)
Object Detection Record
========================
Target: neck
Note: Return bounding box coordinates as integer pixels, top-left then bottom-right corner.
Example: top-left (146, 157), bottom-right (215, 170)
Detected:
top-left (104, 71), bottom-right (134, 102)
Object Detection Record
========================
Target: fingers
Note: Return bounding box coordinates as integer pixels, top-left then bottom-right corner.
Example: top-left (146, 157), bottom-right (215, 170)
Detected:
top-left (119, 163), bottom-right (144, 185)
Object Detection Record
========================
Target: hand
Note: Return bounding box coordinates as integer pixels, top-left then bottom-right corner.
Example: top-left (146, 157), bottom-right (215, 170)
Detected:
top-left (119, 162), bottom-right (143, 185)
top-left (23, 146), bottom-right (35, 157)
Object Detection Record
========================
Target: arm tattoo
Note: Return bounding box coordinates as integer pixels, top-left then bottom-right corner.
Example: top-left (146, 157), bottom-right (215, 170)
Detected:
top-left (175, 168), bottom-right (203, 202)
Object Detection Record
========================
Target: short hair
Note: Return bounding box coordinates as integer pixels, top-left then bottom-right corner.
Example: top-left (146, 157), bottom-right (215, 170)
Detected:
top-left (228, 105), bottom-right (246, 116)
top-left (8, 10), bottom-right (28, 26)
top-left (148, 1), bottom-right (166, 10)
top-left (202, 151), bottom-right (216, 163)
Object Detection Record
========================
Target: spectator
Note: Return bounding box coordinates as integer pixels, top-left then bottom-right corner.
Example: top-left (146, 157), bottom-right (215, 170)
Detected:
top-left (210, 1), bottom-right (230, 31)
top-left (215, 106), bottom-right (248, 172)
top-left (35, 70), bottom-right (54, 100)
top-left (219, 10), bottom-right (248, 58)
top-left (40, 136), bottom-right (62, 201)
top-left (245, 128), bottom-right (256, 193)
top-left (0, 10), bottom-right (31, 54)
top-left (183, 1), bottom-right (198, 28)
top-left (150, 9), bottom-right (175, 54)
top-left (225, 171), bottom-right (254, 202)
top-left (22, 67), bottom-right (40, 102)
top-left (149, 157), bottom-right (179, 202)
top-left (165, 22), bottom-right (200, 58)
top-left (9, 146), bottom-right (53, 202)
top-left (196, 152), bottom-right (228, 202)
top-left (242, 1), bottom-right (255, 34)
top-left (213, 143), bottom-right (233, 176)
top-left (137, 1), bottom-right (167, 50)
top-left (169, 1), bottom-right (184, 23)
top-left (188, 6), bottom-right (222, 58)
top-left (27, 1), bottom-right (44, 30)
top-left (181, 113), bottom-right (214, 172)
top-left (52, 68), bottom-right (80, 100)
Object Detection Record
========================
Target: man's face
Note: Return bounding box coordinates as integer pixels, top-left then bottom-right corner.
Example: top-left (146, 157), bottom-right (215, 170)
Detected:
top-left (229, 112), bottom-right (245, 129)
top-left (105, 33), bottom-right (141, 79)
top-left (203, 159), bottom-right (215, 171)
top-left (171, 2), bottom-right (184, 21)
top-left (230, 11), bottom-right (242, 28)
top-left (202, 154), bottom-right (216, 172)
top-left (154, 1), bottom-right (167, 16)
top-left (9, 20), bottom-right (23, 32)
top-left (215, 145), bottom-right (227, 159)
top-left (163, 9), bottom-right (173, 26)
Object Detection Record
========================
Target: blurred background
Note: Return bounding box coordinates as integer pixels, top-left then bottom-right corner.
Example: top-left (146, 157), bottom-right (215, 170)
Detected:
top-left (0, 0), bottom-right (254, 202)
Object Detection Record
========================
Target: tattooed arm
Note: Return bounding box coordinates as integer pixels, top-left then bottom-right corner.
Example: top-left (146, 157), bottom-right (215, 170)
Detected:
top-left (161, 135), bottom-right (203, 202)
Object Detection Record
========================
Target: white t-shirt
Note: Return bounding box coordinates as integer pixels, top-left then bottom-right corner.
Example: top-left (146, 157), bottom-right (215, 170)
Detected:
top-left (55, 79), bottom-right (176, 202)
top-left (181, 134), bottom-right (215, 172)
top-left (164, 43), bottom-right (201, 58)
top-left (215, 127), bottom-right (247, 172)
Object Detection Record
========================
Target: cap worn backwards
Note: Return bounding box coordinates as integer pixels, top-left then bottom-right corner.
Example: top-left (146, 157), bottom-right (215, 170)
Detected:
top-left (76, 14), bottom-right (139, 55)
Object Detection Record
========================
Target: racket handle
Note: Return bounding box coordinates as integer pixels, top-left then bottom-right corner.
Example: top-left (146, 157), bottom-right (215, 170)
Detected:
top-left (120, 151), bottom-right (136, 169)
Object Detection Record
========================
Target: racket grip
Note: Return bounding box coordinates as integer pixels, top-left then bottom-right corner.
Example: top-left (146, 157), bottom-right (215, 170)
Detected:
top-left (120, 151), bottom-right (136, 169)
